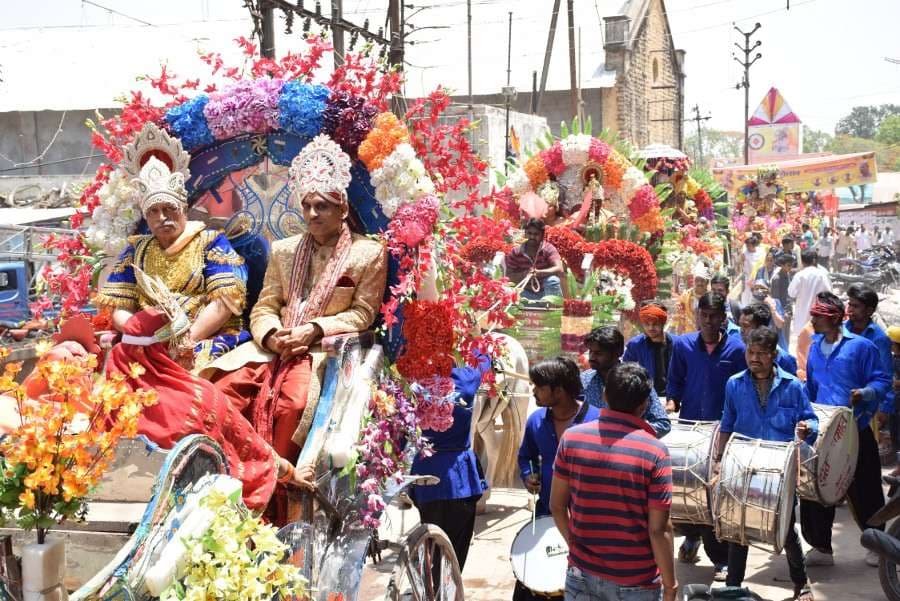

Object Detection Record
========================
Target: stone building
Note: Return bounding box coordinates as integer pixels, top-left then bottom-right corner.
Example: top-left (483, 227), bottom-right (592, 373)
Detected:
top-left (450, 0), bottom-right (685, 150)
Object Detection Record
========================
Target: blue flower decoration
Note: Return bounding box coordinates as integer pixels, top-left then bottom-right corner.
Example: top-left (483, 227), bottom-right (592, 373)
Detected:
top-left (278, 81), bottom-right (331, 138)
top-left (165, 95), bottom-right (215, 151)
top-left (166, 517), bottom-right (182, 541)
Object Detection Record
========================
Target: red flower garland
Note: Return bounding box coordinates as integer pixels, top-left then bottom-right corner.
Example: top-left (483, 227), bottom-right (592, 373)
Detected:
top-left (396, 300), bottom-right (457, 381)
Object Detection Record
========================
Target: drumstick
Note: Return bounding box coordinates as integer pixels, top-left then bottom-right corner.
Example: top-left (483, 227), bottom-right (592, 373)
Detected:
top-left (530, 460), bottom-right (538, 535)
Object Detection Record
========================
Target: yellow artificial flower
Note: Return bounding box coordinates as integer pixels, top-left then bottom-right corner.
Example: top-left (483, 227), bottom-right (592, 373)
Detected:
top-left (19, 489), bottom-right (35, 510)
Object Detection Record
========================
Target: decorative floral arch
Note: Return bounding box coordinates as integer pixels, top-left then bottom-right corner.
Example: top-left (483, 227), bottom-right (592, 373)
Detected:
top-left (504, 126), bottom-right (665, 236)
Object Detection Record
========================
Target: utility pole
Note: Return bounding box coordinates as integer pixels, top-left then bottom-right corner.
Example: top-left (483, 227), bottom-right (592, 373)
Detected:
top-left (332, 0), bottom-right (344, 68)
top-left (260, 1), bottom-right (275, 58)
top-left (733, 22), bottom-right (762, 165)
top-left (503, 12), bottom-right (515, 173)
top-left (536, 0), bottom-right (562, 114)
top-left (566, 0), bottom-right (578, 121)
top-left (467, 0), bottom-right (473, 124)
top-left (388, 0), bottom-right (403, 68)
top-left (688, 104), bottom-right (712, 166)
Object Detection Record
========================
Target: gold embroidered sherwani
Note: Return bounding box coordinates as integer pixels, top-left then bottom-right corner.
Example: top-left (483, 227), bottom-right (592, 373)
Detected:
top-left (670, 288), bottom-right (700, 335)
top-left (207, 232), bottom-right (388, 447)
top-left (94, 221), bottom-right (249, 368)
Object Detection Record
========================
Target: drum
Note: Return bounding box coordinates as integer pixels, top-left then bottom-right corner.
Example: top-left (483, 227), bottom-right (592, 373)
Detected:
top-left (664, 419), bottom-right (720, 525)
top-left (714, 435), bottom-right (798, 553)
top-left (510, 516), bottom-right (568, 596)
top-left (797, 403), bottom-right (858, 506)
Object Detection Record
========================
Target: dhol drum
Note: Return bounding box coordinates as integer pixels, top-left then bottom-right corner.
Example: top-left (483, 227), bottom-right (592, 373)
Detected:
top-left (714, 435), bottom-right (798, 554)
top-left (797, 403), bottom-right (858, 506)
top-left (510, 516), bottom-right (569, 597)
top-left (664, 419), bottom-right (720, 525)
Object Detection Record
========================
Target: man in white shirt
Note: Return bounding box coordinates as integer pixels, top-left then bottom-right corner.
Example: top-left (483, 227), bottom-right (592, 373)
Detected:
top-left (788, 250), bottom-right (833, 339)
top-left (885, 226), bottom-right (895, 247)
top-left (814, 228), bottom-right (835, 271)
top-left (856, 225), bottom-right (872, 254)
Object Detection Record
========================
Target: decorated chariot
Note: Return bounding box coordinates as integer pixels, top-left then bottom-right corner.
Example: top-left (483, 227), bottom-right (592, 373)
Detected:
top-left (0, 38), bottom-right (502, 601)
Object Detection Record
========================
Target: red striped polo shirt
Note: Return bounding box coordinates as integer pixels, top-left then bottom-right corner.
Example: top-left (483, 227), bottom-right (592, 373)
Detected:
top-left (554, 408), bottom-right (672, 587)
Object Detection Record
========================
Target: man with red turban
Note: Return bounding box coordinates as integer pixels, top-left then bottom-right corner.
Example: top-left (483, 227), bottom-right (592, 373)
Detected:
top-left (801, 291), bottom-right (891, 569)
top-left (623, 301), bottom-right (674, 399)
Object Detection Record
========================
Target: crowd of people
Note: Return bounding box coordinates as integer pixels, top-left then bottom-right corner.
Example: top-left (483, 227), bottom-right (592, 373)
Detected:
top-left (480, 218), bottom-right (900, 601)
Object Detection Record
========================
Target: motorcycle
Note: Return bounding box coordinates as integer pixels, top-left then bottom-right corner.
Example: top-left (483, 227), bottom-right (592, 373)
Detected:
top-left (861, 475), bottom-right (900, 601)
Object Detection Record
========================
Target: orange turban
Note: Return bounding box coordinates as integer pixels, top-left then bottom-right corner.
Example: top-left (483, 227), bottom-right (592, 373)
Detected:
top-left (639, 305), bottom-right (668, 324)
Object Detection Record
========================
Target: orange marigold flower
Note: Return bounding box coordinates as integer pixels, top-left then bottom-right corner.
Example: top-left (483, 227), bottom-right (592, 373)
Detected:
top-left (602, 151), bottom-right (628, 189)
top-left (358, 112), bottom-right (410, 171)
top-left (523, 155), bottom-right (549, 189)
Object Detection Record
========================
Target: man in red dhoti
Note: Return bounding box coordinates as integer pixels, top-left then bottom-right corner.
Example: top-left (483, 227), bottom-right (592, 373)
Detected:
top-left (209, 134), bottom-right (388, 524)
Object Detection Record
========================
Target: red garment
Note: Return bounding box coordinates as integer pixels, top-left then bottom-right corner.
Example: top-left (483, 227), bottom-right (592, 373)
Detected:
top-left (213, 357), bottom-right (311, 526)
top-left (105, 309), bottom-right (278, 511)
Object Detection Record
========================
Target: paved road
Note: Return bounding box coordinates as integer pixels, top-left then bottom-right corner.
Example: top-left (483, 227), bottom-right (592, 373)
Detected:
top-left (361, 487), bottom-right (888, 601)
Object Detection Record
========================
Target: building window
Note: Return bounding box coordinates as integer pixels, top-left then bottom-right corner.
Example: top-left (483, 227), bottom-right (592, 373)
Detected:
top-left (652, 58), bottom-right (659, 83)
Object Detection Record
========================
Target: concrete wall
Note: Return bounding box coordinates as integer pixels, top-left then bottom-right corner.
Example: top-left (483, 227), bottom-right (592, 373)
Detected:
top-left (0, 110), bottom-right (110, 176)
top-left (439, 105), bottom-right (549, 196)
top-left (449, 88), bottom-right (604, 140)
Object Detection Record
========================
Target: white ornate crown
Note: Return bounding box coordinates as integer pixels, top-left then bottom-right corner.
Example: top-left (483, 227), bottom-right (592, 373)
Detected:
top-left (120, 123), bottom-right (191, 215)
top-left (289, 134), bottom-right (352, 202)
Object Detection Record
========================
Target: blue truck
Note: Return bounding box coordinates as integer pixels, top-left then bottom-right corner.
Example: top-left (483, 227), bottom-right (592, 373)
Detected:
top-left (0, 262), bottom-right (29, 325)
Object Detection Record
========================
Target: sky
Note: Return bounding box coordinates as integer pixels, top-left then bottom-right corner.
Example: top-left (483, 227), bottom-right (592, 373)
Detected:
top-left (1, 0), bottom-right (899, 135)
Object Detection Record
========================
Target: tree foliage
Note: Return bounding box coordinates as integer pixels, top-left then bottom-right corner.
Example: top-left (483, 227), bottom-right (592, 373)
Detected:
top-left (835, 104), bottom-right (900, 139)
top-left (684, 129), bottom-right (744, 169)
top-left (802, 126), bottom-right (833, 153)
top-left (875, 114), bottom-right (900, 146)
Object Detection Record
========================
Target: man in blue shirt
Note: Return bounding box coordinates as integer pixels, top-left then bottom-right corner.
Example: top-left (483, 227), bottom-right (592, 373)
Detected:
top-left (738, 303), bottom-right (798, 375)
top-left (623, 301), bottom-right (674, 398)
top-left (845, 283), bottom-right (894, 425)
top-left (800, 292), bottom-right (891, 569)
top-left (666, 292), bottom-right (746, 577)
top-left (666, 293), bottom-right (749, 419)
top-left (717, 327), bottom-right (817, 601)
top-left (581, 325), bottom-right (671, 438)
top-left (516, 356), bottom-right (598, 601)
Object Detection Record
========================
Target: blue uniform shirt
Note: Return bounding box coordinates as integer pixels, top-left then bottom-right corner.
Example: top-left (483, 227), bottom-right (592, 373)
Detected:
top-left (622, 333), bottom-right (674, 395)
top-left (580, 368), bottom-right (671, 437)
top-left (517, 403), bottom-right (600, 516)
top-left (776, 348), bottom-right (798, 376)
top-left (721, 367), bottom-right (818, 444)
top-left (667, 331), bottom-right (748, 421)
top-left (845, 320), bottom-right (894, 414)
top-left (806, 331), bottom-right (891, 431)
top-left (411, 360), bottom-right (489, 503)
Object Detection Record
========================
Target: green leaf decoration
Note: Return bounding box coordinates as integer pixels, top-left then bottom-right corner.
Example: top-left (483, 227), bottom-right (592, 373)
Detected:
top-left (561, 121), bottom-right (570, 138)
top-left (585, 115), bottom-right (593, 136)
top-left (573, 117), bottom-right (582, 135)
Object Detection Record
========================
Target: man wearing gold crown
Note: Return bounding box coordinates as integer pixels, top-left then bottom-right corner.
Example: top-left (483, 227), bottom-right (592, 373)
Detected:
top-left (94, 124), bottom-right (250, 371)
top-left (210, 134), bottom-right (388, 525)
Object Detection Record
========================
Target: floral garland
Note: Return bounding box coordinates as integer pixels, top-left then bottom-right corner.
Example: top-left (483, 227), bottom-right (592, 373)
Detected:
top-left (395, 300), bottom-right (456, 381)
top-left (544, 226), bottom-right (658, 311)
top-left (505, 133), bottom-right (663, 235)
top-left (84, 170), bottom-right (141, 258)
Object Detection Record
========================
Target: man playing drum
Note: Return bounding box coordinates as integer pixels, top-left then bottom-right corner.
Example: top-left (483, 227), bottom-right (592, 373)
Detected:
top-left (550, 363), bottom-right (677, 601)
top-left (515, 357), bottom-right (599, 601)
top-left (666, 292), bottom-right (746, 578)
top-left (715, 327), bottom-right (817, 601)
top-left (801, 292), bottom-right (891, 568)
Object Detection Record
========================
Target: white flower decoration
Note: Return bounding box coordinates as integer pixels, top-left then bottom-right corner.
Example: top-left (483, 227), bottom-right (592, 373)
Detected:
top-left (86, 170), bottom-right (141, 257)
top-left (371, 143), bottom-right (436, 218)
